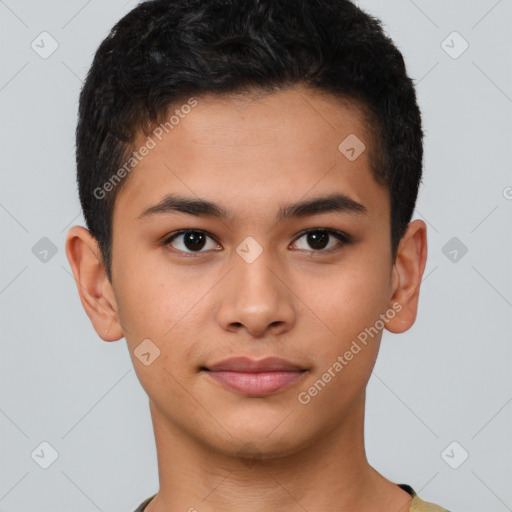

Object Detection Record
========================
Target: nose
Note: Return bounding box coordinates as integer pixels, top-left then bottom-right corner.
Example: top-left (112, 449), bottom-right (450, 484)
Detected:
top-left (216, 246), bottom-right (296, 338)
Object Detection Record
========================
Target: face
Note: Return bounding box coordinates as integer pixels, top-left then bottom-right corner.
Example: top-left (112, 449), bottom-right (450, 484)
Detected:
top-left (70, 86), bottom-right (424, 460)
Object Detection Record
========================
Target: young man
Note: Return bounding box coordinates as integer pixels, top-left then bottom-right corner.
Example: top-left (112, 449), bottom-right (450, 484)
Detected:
top-left (65, 0), bottom-right (450, 510)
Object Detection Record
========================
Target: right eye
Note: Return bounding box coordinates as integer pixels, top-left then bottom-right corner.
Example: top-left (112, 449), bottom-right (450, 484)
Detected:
top-left (163, 230), bottom-right (222, 255)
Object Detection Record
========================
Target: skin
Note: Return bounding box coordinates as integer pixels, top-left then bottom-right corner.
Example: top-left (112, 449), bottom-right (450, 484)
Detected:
top-left (66, 85), bottom-right (427, 512)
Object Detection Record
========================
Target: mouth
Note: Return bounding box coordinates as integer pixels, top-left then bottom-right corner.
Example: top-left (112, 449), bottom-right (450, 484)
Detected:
top-left (200, 356), bottom-right (309, 397)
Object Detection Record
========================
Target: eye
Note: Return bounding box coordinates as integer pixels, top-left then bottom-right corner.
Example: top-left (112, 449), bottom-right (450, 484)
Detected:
top-left (291, 229), bottom-right (350, 253)
top-left (164, 230), bottom-right (221, 254)
top-left (163, 228), bottom-right (351, 256)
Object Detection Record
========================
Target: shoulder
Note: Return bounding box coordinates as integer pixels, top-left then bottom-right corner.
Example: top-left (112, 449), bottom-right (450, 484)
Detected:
top-left (133, 494), bottom-right (157, 512)
top-left (398, 483), bottom-right (452, 512)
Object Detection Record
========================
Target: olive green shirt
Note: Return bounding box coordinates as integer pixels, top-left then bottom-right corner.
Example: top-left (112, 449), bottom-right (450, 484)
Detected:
top-left (133, 483), bottom-right (451, 511)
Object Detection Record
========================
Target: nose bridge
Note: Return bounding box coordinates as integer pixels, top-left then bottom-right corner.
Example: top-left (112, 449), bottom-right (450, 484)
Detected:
top-left (234, 237), bottom-right (282, 306)
top-left (235, 242), bottom-right (278, 297)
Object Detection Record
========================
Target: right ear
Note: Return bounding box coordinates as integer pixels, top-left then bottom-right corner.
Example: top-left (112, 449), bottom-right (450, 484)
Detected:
top-left (65, 226), bottom-right (123, 341)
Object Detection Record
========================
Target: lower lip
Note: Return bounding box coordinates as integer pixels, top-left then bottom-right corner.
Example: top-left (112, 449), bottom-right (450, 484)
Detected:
top-left (205, 370), bottom-right (306, 396)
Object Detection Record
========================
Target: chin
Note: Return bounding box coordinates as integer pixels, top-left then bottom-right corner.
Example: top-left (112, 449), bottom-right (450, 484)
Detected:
top-left (203, 419), bottom-right (314, 461)
top-left (214, 437), bottom-right (306, 463)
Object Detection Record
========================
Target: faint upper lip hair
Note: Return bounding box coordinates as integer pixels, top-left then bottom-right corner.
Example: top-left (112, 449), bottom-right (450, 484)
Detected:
top-left (205, 356), bottom-right (306, 372)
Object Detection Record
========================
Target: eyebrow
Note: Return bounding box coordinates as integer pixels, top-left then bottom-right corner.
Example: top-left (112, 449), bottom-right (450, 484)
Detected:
top-left (137, 192), bottom-right (368, 222)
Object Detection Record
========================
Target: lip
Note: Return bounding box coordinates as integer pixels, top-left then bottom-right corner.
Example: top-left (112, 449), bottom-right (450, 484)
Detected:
top-left (206, 356), bottom-right (306, 372)
top-left (202, 357), bottom-right (308, 396)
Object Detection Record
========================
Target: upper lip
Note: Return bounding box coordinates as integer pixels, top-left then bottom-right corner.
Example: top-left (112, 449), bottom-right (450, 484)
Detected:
top-left (205, 356), bottom-right (306, 372)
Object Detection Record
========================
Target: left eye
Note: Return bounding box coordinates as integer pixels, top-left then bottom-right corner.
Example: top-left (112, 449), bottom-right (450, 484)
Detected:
top-left (291, 229), bottom-right (348, 252)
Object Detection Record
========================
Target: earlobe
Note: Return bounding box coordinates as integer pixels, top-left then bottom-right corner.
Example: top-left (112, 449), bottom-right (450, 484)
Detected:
top-left (385, 220), bottom-right (428, 334)
top-left (65, 226), bottom-right (123, 341)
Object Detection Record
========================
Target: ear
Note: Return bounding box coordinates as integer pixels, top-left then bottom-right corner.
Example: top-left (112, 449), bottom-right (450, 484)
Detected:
top-left (65, 225), bottom-right (123, 341)
top-left (385, 219), bottom-right (428, 334)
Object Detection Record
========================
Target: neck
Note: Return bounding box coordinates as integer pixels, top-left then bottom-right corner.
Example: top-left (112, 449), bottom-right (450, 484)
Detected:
top-left (144, 393), bottom-right (412, 512)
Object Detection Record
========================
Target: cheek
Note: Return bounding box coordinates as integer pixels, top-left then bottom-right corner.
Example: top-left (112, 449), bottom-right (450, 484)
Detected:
top-left (296, 261), bottom-right (390, 410)
top-left (113, 249), bottom-right (212, 346)
top-left (112, 249), bottom-right (172, 343)
top-left (304, 259), bottom-right (391, 342)
top-left (112, 260), bottom-right (199, 396)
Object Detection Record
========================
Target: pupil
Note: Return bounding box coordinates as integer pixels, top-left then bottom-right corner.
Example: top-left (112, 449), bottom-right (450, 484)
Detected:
top-left (308, 231), bottom-right (328, 250)
top-left (184, 231), bottom-right (206, 251)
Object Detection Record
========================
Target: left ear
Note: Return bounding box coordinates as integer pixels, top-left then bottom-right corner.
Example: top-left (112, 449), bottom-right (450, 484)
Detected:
top-left (385, 219), bottom-right (428, 334)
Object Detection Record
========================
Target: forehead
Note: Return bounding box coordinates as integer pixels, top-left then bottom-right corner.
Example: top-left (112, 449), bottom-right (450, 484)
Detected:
top-left (113, 86), bottom-right (388, 226)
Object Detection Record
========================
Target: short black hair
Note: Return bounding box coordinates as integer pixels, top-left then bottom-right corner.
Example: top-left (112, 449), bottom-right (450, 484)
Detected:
top-left (76, 0), bottom-right (423, 282)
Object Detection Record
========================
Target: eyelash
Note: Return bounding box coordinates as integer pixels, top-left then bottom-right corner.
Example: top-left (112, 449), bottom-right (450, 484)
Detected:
top-left (162, 228), bottom-right (351, 257)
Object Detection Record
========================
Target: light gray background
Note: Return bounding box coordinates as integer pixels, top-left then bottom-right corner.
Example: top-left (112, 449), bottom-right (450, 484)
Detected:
top-left (1, 1), bottom-right (511, 511)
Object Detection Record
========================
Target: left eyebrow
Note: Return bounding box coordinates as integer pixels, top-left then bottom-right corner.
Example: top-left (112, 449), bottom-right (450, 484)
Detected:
top-left (276, 193), bottom-right (367, 222)
top-left (137, 193), bottom-right (368, 222)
